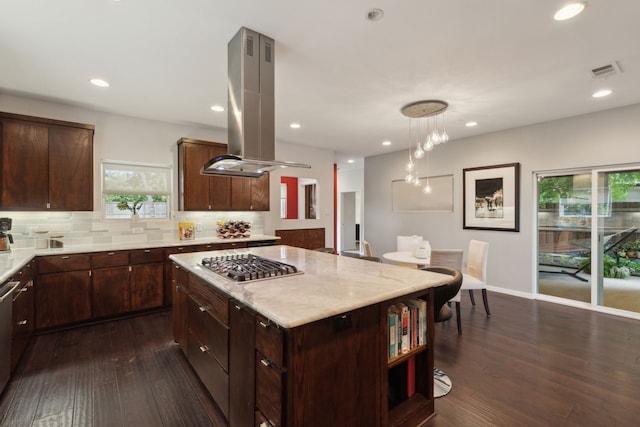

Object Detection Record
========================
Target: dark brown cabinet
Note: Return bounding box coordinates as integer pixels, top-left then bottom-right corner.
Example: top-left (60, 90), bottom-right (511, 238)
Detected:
top-left (275, 228), bottom-right (326, 250)
top-left (177, 137), bottom-right (269, 211)
top-left (0, 112), bottom-right (94, 211)
top-left (36, 254), bottom-right (92, 329)
top-left (171, 263), bottom-right (189, 351)
top-left (11, 261), bottom-right (34, 372)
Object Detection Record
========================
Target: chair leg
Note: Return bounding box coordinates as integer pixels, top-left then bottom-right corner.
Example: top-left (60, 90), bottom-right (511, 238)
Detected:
top-left (481, 288), bottom-right (491, 316)
top-left (468, 289), bottom-right (476, 305)
top-left (455, 301), bottom-right (462, 335)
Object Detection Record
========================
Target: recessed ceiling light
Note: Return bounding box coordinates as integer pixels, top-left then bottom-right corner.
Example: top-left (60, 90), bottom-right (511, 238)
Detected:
top-left (382, 140), bottom-right (392, 146)
top-left (366, 8), bottom-right (384, 22)
top-left (554, 2), bottom-right (586, 21)
top-left (90, 78), bottom-right (110, 88)
top-left (210, 105), bottom-right (224, 112)
top-left (290, 123), bottom-right (301, 129)
top-left (465, 121), bottom-right (478, 127)
top-left (347, 159), bottom-right (355, 164)
top-left (592, 89), bottom-right (612, 98)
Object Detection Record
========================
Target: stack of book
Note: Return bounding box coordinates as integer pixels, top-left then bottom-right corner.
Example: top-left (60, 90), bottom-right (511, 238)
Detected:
top-left (387, 298), bottom-right (428, 361)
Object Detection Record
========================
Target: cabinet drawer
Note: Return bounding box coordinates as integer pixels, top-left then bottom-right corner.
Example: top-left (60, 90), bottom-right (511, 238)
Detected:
top-left (187, 294), bottom-right (229, 371)
top-left (172, 263), bottom-right (188, 288)
top-left (220, 241), bottom-right (248, 250)
top-left (130, 248), bottom-right (164, 264)
top-left (91, 251), bottom-right (129, 268)
top-left (256, 352), bottom-right (285, 427)
top-left (188, 330), bottom-right (229, 419)
top-left (255, 315), bottom-right (284, 367)
top-left (189, 274), bottom-right (229, 325)
top-left (38, 254), bottom-right (91, 273)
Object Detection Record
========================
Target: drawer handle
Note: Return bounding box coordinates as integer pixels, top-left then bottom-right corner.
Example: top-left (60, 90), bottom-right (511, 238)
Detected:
top-left (20, 287), bottom-right (28, 293)
top-left (260, 358), bottom-right (272, 367)
top-left (259, 321), bottom-right (269, 328)
top-left (18, 320), bottom-right (28, 326)
top-left (234, 304), bottom-right (242, 310)
top-left (260, 422), bottom-right (274, 427)
top-left (198, 306), bottom-right (207, 312)
top-left (199, 345), bottom-right (209, 353)
top-left (144, 249), bottom-right (151, 253)
top-left (61, 256), bottom-right (70, 260)
top-left (108, 252), bottom-right (115, 256)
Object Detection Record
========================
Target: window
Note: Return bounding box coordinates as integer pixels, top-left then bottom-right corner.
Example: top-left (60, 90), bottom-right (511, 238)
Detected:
top-left (102, 160), bottom-right (172, 219)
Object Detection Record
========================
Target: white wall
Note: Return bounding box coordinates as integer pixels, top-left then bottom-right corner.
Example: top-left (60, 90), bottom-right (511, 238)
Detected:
top-left (364, 103), bottom-right (640, 297)
top-left (0, 93), bottom-right (335, 242)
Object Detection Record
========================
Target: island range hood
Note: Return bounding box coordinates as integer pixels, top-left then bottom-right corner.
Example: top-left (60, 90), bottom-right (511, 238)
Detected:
top-left (202, 27), bottom-right (311, 178)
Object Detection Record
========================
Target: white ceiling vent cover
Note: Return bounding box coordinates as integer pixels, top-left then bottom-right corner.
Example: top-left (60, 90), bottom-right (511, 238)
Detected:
top-left (591, 62), bottom-right (622, 79)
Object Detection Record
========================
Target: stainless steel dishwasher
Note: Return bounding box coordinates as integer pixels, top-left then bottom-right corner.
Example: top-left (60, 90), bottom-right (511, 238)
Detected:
top-left (0, 278), bottom-right (20, 394)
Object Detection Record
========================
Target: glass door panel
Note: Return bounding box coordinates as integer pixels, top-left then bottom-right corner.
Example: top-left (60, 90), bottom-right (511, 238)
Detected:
top-left (537, 173), bottom-right (592, 303)
top-left (596, 169), bottom-right (640, 313)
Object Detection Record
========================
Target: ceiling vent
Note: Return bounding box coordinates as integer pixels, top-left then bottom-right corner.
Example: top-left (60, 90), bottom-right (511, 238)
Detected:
top-left (590, 61), bottom-right (622, 79)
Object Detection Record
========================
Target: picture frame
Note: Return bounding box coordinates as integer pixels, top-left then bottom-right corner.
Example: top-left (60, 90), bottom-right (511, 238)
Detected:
top-left (463, 163), bottom-right (520, 232)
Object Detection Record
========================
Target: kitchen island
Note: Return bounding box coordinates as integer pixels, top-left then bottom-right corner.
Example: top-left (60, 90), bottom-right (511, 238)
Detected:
top-left (170, 245), bottom-right (450, 427)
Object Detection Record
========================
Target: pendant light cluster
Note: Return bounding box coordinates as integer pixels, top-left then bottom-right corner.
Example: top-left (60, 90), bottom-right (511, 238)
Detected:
top-left (402, 100), bottom-right (449, 194)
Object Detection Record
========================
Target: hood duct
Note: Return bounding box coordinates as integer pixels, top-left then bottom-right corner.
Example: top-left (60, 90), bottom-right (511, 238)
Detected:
top-left (202, 27), bottom-right (311, 178)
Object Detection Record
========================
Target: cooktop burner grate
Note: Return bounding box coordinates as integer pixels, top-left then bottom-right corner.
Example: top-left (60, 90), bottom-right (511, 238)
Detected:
top-left (201, 254), bottom-right (302, 282)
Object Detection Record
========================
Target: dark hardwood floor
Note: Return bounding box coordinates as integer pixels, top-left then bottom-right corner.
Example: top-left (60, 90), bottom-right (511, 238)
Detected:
top-left (1, 293), bottom-right (640, 426)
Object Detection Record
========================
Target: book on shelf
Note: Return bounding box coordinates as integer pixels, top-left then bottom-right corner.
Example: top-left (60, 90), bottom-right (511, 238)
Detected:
top-left (395, 303), bottom-right (410, 354)
top-left (406, 298), bottom-right (427, 346)
top-left (406, 355), bottom-right (416, 397)
top-left (387, 306), bottom-right (399, 359)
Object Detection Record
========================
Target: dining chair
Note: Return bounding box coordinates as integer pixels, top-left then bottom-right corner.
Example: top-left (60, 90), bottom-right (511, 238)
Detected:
top-left (426, 249), bottom-right (464, 335)
top-left (461, 240), bottom-right (490, 316)
top-left (362, 240), bottom-right (373, 257)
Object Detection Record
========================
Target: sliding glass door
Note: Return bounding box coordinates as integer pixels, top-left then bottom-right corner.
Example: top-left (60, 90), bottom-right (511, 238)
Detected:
top-left (537, 166), bottom-right (640, 315)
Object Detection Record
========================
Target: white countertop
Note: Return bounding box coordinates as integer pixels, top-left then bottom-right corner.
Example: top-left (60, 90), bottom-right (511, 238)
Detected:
top-left (170, 245), bottom-right (449, 329)
top-left (0, 234), bottom-right (279, 284)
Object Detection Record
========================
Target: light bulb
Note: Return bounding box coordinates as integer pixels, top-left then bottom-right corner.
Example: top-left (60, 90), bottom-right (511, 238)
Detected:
top-left (424, 140), bottom-right (434, 151)
top-left (413, 176), bottom-right (421, 187)
top-left (405, 173), bottom-right (414, 184)
top-left (423, 184), bottom-right (432, 194)
top-left (431, 130), bottom-right (440, 144)
top-left (406, 161), bottom-right (414, 172)
top-left (414, 146), bottom-right (424, 159)
top-left (441, 130), bottom-right (449, 142)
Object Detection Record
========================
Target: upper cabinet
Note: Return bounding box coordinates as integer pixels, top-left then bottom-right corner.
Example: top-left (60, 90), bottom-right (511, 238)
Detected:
top-left (177, 138), bottom-right (269, 211)
top-left (0, 112), bottom-right (94, 211)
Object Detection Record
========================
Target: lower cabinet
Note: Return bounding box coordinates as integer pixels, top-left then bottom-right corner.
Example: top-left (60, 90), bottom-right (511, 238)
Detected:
top-left (36, 255), bottom-right (92, 330)
top-left (11, 261), bottom-right (34, 372)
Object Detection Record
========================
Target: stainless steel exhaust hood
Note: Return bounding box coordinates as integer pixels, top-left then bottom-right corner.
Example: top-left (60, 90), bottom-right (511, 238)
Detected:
top-left (202, 27), bottom-right (311, 178)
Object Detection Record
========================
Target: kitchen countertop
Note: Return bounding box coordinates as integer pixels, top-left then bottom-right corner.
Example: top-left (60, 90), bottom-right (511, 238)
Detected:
top-left (0, 234), bottom-right (280, 284)
top-left (170, 245), bottom-right (449, 328)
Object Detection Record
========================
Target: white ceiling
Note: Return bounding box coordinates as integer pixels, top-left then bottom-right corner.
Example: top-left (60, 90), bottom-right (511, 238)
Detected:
top-left (2, 0), bottom-right (639, 168)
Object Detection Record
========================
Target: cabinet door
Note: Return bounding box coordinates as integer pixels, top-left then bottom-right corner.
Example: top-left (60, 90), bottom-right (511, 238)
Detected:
top-left (0, 119), bottom-right (49, 209)
top-left (48, 125), bottom-right (93, 210)
top-left (130, 262), bottom-right (164, 311)
top-left (36, 270), bottom-right (91, 329)
top-left (230, 177), bottom-right (252, 210)
top-left (91, 266), bottom-right (131, 318)
top-left (250, 173), bottom-right (270, 211)
top-left (208, 144), bottom-right (232, 210)
top-left (171, 264), bottom-right (188, 351)
top-left (11, 267), bottom-right (34, 372)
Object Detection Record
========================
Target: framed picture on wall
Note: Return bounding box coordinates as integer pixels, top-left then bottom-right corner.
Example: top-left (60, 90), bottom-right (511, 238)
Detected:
top-left (463, 163), bottom-right (520, 232)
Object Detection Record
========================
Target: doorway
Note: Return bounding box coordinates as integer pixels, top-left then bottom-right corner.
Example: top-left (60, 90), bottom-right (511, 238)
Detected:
top-left (340, 191), bottom-right (360, 254)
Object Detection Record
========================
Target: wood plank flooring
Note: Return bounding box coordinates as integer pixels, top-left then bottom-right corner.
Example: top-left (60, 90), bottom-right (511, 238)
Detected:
top-left (1, 293), bottom-right (640, 426)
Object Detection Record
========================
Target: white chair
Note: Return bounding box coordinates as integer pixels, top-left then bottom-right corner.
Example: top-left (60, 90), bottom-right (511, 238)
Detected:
top-left (429, 249), bottom-right (464, 335)
top-left (461, 240), bottom-right (490, 316)
top-left (362, 240), bottom-right (373, 257)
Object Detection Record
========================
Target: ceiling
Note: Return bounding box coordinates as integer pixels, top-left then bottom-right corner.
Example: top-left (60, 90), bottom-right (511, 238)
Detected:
top-left (2, 0), bottom-right (639, 168)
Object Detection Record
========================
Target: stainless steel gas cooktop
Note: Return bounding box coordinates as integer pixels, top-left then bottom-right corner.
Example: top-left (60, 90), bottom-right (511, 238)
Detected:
top-left (201, 254), bottom-right (302, 283)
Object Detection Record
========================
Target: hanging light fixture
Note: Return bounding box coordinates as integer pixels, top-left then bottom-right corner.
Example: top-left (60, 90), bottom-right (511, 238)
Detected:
top-left (401, 100), bottom-right (449, 192)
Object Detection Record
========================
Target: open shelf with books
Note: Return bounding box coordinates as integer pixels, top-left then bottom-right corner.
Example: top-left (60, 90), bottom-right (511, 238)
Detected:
top-left (384, 289), bottom-right (435, 427)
